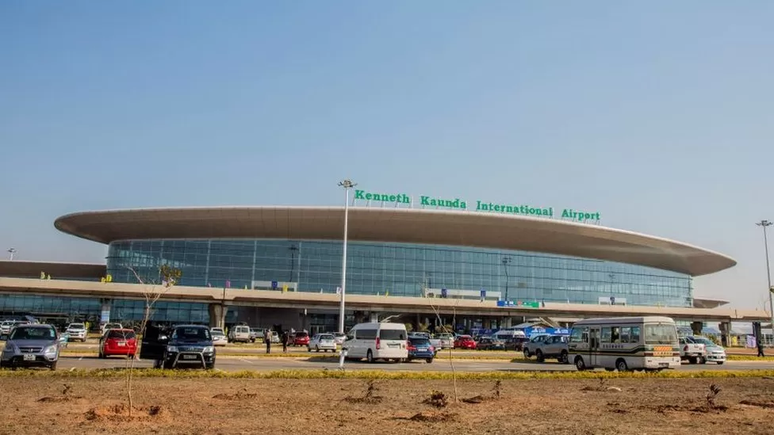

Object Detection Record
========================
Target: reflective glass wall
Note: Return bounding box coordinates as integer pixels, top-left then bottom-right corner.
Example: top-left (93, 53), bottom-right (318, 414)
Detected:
top-left (107, 239), bottom-right (693, 307)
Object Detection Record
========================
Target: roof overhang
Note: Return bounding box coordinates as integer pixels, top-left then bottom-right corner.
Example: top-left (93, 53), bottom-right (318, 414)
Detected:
top-left (54, 206), bottom-right (736, 276)
top-left (0, 261), bottom-right (106, 279)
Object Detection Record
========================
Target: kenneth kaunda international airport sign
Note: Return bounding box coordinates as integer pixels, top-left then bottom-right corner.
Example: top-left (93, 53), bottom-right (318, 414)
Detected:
top-left (354, 189), bottom-right (601, 223)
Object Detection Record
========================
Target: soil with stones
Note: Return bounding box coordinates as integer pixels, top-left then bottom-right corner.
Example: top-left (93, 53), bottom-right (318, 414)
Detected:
top-left (1, 377), bottom-right (773, 434)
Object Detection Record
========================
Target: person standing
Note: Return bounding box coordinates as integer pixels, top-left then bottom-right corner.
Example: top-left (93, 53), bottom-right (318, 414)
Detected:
top-left (757, 338), bottom-right (765, 357)
top-left (265, 329), bottom-right (272, 354)
top-left (282, 331), bottom-right (289, 353)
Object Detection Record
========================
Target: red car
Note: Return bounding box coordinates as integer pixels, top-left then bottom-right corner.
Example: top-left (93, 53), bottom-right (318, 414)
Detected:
top-left (99, 329), bottom-right (138, 358)
top-left (293, 332), bottom-right (310, 346)
top-left (454, 335), bottom-right (477, 350)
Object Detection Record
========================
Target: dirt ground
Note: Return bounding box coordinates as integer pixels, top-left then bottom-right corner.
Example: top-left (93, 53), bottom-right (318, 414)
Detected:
top-left (1, 376), bottom-right (773, 435)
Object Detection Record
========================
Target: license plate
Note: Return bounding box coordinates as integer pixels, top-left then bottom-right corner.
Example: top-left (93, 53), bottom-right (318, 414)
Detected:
top-left (23, 354), bottom-right (35, 361)
top-left (117, 342), bottom-right (126, 346)
top-left (658, 363), bottom-right (669, 368)
top-left (388, 344), bottom-right (399, 348)
top-left (417, 347), bottom-right (428, 351)
top-left (182, 354), bottom-right (198, 360)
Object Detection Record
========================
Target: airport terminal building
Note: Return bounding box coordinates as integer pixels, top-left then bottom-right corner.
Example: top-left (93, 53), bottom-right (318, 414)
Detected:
top-left (0, 196), bottom-right (742, 333)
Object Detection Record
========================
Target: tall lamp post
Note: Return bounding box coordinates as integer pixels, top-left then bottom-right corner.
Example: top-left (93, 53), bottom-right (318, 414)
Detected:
top-left (756, 220), bottom-right (774, 342)
top-left (338, 179), bottom-right (357, 333)
top-left (501, 256), bottom-right (512, 301)
top-left (7, 248), bottom-right (16, 261)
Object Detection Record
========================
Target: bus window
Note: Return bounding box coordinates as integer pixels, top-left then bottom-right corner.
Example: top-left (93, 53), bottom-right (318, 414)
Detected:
top-left (644, 324), bottom-right (675, 345)
top-left (570, 327), bottom-right (586, 343)
top-left (631, 326), bottom-right (641, 343)
top-left (611, 327), bottom-right (620, 343)
top-left (601, 327), bottom-right (612, 343)
top-left (620, 327), bottom-right (631, 343)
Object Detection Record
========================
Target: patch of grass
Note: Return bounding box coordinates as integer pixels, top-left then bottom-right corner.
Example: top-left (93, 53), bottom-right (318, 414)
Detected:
top-left (726, 355), bottom-right (774, 361)
top-left (3, 368), bottom-right (774, 380)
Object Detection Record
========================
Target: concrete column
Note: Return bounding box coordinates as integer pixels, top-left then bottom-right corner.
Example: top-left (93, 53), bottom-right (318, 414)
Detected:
top-left (208, 304), bottom-right (229, 329)
top-left (99, 298), bottom-right (112, 324)
top-left (368, 312), bottom-right (379, 322)
top-left (690, 321), bottom-right (703, 335)
top-left (719, 322), bottom-right (730, 347)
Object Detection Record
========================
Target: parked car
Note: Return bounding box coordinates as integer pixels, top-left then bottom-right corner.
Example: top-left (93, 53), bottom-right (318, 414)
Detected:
top-left (99, 329), bottom-right (137, 359)
top-left (343, 322), bottom-right (409, 363)
top-left (435, 333), bottom-right (455, 349)
top-left (100, 322), bottom-right (123, 335)
top-left (522, 334), bottom-right (551, 358)
top-left (228, 325), bottom-right (251, 343)
top-left (293, 331), bottom-right (310, 346)
top-left (267, 331), bottom-right (281, 343)
top-left (66, 323), bottom-right (88, 342)
top-left (0, 320), bottom-right (25, 339)
top-left (679, 337), bottom-right (707, 364)
top-left (454, 335), bottom-right (477, 350)
top-left (525, 335), bottom-right (569, 363)
top-left (476, 337), bottom-right (506, 351)
top-left (410, 332), bottom-right (442, 352)
top-left (140, 324), bottom-right (216, 369)
top-left (210, 327), bottom-right (225, 336)
top-left (249, 327), bottom-right (264, 343)
top-left (308, 333), bottom-right (337, 352)
top-left (332, 332), bottom-right (347, 345)
top-left (407, 336), bottom-right (435, 363)
top-left (211, 329), bottom-right (227, 347)
top-left (0, 324), bottom-right (61, 370)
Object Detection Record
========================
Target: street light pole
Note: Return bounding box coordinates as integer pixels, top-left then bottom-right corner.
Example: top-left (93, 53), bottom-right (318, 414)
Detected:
top-left (757, 220), bottom-right (774, 342)
top-left (338, 179), bottom-right (357, 333)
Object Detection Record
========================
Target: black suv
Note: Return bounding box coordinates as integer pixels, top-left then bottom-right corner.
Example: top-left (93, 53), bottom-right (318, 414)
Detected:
top-left (140, 324), bottom-right (216, 369)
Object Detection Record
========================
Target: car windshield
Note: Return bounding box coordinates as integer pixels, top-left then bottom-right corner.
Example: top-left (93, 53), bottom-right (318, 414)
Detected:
top-left (107, 330), bottom-right (135, 339)
top-left (691, 337), bottom-right (715, 346)
top-left (173, 327), bottom-right (210, 341)
top-left (10, 327), bottom-right (55, 340)
top-left (69, 324), bottom-right (84, 329)
top-left (318, 334), bottom-right (334, 340)
top-left (644, 324), bottom-right (678, 345)
top-left (296, 332), bottom-right (309, 338)
top-left (409, 338), bottom-right (431, 346)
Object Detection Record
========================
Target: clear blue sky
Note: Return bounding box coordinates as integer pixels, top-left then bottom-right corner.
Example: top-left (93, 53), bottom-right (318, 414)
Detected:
top-left (1, 1), bottom-right (773, 308)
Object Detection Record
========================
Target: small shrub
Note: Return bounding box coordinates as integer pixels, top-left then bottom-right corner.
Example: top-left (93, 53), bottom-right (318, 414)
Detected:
top-left (423, 390), bottom-right (449, 408)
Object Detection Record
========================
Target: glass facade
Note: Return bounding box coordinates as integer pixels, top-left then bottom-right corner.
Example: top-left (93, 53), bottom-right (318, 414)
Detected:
top-left (106, 239), bottom-right (693, 308)
top-left (0, 294), bottom-right (208, 325)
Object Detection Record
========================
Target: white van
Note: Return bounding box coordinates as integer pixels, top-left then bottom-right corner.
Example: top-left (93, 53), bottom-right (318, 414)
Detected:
top-left (228, 325), bottom-right (251, 343)
top-left (343, 322), bottom-right (408, 363)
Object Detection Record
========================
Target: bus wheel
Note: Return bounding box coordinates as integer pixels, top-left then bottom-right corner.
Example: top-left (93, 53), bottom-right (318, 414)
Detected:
top-left (616, 359), bottom-right (629, 372)
top-left (575, 356), bottom-right (586, 371)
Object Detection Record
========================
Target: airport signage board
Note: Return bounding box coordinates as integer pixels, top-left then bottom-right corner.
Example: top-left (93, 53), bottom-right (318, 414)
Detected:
top-left (354, 189), bottom-right (601, 223)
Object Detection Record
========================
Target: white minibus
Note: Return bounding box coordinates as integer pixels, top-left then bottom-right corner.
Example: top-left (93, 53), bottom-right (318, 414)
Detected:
top-left (568, 316), bottom-right (680, 372)
top-left (343, 322), bottom-right (408, 363)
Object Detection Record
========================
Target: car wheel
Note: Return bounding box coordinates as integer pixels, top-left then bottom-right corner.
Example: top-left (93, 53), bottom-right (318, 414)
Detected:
top-left (205, 363), bottom-right (215, 370)
top-left (426, 358), bottom-right (433, 364)
top-left (523, 349), bottom-right (531, 359)
top-left (699, 357), bottom-right (707, 364)
top-left (307, 347), bottom-right (312, 353)
top-left (316, 346), bottom-right (320, 352)
top-left (688, 356), bottom-right (697, 364)
top-left (163, 360), bottom-right (174, 370)
top-left (49, 361), bottom-right (57, 371)
top-left (559, 350), bottom-right (568, 364)
top-left (616, 359), bottom-right (629, 372)
top-left (717, 361), bottom-right (724, 365)
top-left (366, 349), bottom-right (374, 363)
top-left (128, 354), bottom-right (135, 359)
top-left (536, 350), bottom-right (544, 362)
top-left (575, 356), bottom-right (586, 371)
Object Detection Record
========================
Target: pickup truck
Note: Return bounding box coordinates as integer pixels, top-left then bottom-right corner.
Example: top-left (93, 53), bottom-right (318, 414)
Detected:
top-left (434, 333), bottom-right (455, 349)
top-left (679, 337), bottom-right (707, 364)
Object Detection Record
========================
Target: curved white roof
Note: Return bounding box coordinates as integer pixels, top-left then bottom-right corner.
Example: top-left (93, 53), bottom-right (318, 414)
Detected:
top-left (54, 206), bottom-right (736, 276)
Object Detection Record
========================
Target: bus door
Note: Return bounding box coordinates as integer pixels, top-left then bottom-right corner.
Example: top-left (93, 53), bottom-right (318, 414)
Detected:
top-left (588, 327), bottom-right (601, 367)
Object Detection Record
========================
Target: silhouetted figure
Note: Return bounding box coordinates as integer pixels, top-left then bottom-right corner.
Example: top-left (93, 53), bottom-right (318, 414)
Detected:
top-left (282, 331), bottom-right (289, 353)
top-left (758, 340), bottom-right (765, 357)
top-left (265, 329), bottom-right (272, 354)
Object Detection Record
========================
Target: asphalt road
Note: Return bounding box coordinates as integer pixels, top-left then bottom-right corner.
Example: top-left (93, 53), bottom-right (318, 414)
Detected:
top-left (54, 356), bottom-right (774, 373)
